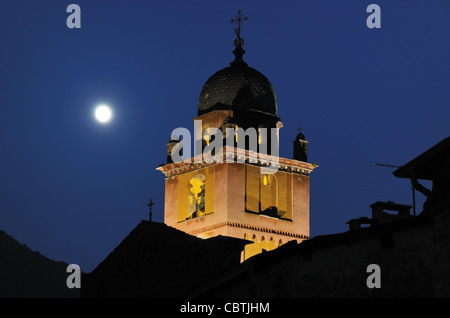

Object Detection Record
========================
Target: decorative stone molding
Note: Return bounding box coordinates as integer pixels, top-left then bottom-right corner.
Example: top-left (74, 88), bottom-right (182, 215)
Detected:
top-left (186, 220), bottom-right (309, 240)
top-left (157, 146), bottom-right (316, 178)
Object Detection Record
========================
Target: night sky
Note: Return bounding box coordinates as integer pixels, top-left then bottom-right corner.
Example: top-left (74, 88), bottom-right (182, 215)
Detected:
top-left (1, 0), bottom-right (449, 273)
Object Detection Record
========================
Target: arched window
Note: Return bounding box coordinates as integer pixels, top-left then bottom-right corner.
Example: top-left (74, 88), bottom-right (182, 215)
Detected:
top-left (188, 174), bottom-right (206, 219)
top-left (260, 174), bottom-right (278, 216)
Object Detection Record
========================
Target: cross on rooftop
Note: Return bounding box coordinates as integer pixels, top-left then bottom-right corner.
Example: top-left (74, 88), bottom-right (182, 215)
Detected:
top-left (147, 199), bottom-right (155, 222)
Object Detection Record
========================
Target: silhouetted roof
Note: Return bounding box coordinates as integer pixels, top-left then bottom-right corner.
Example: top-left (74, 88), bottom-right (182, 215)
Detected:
top-left (190, 214), bottom-right (433, 297)
top-left (82, 221), bottom-right (249, 297)
top-left (393, 136), bottom-right (450, 180)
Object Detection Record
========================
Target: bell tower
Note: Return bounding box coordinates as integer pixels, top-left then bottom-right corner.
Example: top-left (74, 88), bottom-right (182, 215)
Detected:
top-left (157, 11), bottom-right (316, 260)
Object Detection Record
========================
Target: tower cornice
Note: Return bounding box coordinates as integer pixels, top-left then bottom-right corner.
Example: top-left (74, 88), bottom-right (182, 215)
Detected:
top-left (156, 146), bottom-right (317, 178)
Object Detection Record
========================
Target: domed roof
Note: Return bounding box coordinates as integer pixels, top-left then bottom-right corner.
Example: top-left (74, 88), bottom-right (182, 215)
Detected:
top-left (198, 48), bottom-right (277, 116)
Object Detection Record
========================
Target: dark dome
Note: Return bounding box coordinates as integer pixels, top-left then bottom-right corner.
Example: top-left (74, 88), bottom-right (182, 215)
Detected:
top-left (198, 59), bottom-right (277, 116)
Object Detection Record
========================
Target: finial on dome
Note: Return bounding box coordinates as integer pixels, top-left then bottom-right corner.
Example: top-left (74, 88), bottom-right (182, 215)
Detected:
top-left (230, 10), bottom-right (248, 66)
top-left (231, 9), bottom-right (247, 48)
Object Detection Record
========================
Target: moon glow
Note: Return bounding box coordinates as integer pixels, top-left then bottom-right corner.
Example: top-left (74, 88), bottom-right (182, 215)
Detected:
top-left (95, 105), bottom-right (112, 123)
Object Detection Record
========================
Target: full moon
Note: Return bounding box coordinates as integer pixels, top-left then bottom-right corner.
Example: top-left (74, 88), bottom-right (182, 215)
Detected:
top-left (95, 105), bottom-right (112, 123)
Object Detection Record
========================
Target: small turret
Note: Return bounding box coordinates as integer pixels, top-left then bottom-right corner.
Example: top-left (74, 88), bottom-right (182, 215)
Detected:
top-left (293, 127), bottom-right (308, 162)
top-left (167, 136), bottom-right (181, 164)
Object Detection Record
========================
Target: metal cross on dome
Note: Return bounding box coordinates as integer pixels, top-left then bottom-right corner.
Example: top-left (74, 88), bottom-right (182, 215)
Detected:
top-left (231, 10), bottom-right (248, 47)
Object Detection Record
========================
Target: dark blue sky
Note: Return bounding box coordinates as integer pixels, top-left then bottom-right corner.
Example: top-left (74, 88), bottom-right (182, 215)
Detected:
top-left (1, 0), bottom-right (449, 272)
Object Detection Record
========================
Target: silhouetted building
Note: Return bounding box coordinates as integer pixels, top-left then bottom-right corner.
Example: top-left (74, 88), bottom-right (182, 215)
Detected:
top-left (393, 136), bottom-right (450, 297)
top-left (82, 221), bottom-right (247, 297)
top-left (189, 215), bottom-right (436, 297)
top-left (346, 201), bottom-right (413, 230)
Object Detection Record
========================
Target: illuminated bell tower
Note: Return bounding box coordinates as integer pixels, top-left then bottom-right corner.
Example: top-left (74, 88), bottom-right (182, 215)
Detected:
top-left (157, 11), bottom-right (316, 260)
